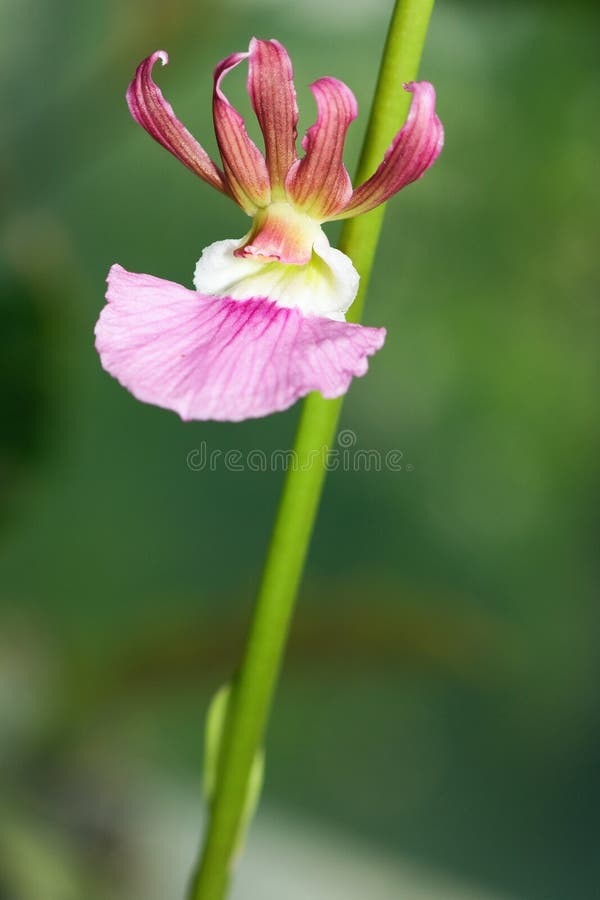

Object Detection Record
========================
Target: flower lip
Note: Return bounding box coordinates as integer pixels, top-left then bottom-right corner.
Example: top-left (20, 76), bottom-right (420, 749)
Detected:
top-left (97, 264), bottom-right (385, 422)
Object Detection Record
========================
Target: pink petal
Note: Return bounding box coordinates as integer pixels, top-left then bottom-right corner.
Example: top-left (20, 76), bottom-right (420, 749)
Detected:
top-left (213, 52), bottom-right (271, 214)
top-left (336, 81), bottom-right (444, 218)
top-left (126, 51), bottom-right (226, 193)
top-left (96, 265), bottom-right (386, 422)
top-left (286, 77), bottom-right (357, 220)
top-left (247, 38), bottom-right (298, 196)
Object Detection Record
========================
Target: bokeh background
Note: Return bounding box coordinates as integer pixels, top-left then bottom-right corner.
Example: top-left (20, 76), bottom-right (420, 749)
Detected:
top-left (1, 0), bottom-right (599, 897)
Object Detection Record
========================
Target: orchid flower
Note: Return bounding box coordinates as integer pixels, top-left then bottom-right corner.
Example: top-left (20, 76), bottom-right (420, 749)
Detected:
top-left (95, 38), bottom-right (443, 422)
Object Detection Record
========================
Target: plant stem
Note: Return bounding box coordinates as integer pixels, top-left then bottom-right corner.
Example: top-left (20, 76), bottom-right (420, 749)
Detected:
top-left (343, 0), bottom-right (436, 323)
top-left (189, 2), bottom-right (436, 897)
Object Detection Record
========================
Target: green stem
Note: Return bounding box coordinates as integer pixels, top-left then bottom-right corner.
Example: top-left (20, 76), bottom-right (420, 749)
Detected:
top-left (343, 0), bottom-right (436, 323)
top-left (189, 2), bottom-right (436, 897)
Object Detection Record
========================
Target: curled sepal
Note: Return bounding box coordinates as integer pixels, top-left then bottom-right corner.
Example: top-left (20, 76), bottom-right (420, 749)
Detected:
top-left (213, 53), bottom-right (271, 214)
top-left (247, 38), bottom-right (298, 197)
top-left (204, 684), bottom-right (265, 862)
top-left (126, 51), bottom-right (226, 193)
top-left (335, 81), bottom-right (444, 219)
top-left (286, 77), bottom-right (357, 220)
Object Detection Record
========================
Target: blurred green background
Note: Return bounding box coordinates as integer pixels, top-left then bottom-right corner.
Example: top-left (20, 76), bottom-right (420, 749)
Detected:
top-left (1, 0), bottom-right (599, 897)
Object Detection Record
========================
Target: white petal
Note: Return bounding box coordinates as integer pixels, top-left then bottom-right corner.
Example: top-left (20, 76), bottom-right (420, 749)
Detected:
top-left (193, 230), bottom-right (359, 321)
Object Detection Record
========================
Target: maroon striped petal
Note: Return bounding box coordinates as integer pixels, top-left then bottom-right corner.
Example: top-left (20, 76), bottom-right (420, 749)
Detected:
top-left (213, 52), bottom-right (271, 214)
top-left (247, 38), bottom-right (298, 197)
top-left (335, 81), bottom-right (444, 219)
top-left (126, 51), bottom-right (226, 193)
top-left (286, 77), bottom-right (357, 221)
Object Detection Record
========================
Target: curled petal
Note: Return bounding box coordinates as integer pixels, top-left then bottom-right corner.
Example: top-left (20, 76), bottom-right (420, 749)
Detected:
top-left (96, 265), bottom-right (385, 422)
top-left (126, 51), bottom-right (226, 193)
top-left (213, 52), bottom-right (271, 214)
top-left (336, 81), bottom-right (444, 218)
top-left (247, 38), bottom-right (298, 196)
top-left (286, 77), bottom-right (357, 220)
